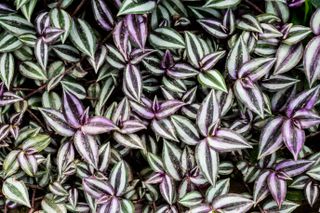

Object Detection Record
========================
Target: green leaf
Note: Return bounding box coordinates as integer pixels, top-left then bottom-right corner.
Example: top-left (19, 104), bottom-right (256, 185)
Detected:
top-left (2, 177), bottom-right (31, 208)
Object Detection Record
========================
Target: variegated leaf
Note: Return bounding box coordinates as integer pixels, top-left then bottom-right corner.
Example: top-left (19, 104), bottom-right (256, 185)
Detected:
top-left (268, 172), bottom-right (287, 207)
top-left (171, 115), bottom-right (200, 145)
top-left (162, 140), bottom-right (182, 180)
top-left (19, 61), bottom-right (47, 80)
top-left (3, 177), bottom-right (31, 208)
top-left (0, 53), bottom-right (14, 89)
top-left (50, 8), bottom-right (72, 43)
top-left (274, 43), bottom-right (303, 74)
top-left (113, 132), bottom-right (145, 149)
top-left (198, 69), bottom-right (227, 92)
top-left (110, 161), bottom-right (128, 196)
top-left (304, 36), bottom-right (320, 86)
top-left (204, 0), bottom-right (241, 9)
top-left (149, 27), bottom-right (185, 49)
top-left (74, 131), bottom-right (99, 168)
top-left (91, 0), bottom-right (114, 31)
top-left (212, 193), bottom-right (254, 213)
top-left (118, 0), bottom-right (156, 16)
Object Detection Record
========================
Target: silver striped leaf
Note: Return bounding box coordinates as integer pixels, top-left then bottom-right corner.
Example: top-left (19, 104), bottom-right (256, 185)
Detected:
top-left (261, 75), bottom-right (299, 92)
top-left (265, 0), bottom-right (289, 23)
top-left (2, 177), bottom-right (31, 208)
top-left (274, 43), bottom-right (303, 74)
top-left (178, 191), bottom-right (203, 208)
top-left (0, 32), bottom-right (23, 53)
top-left (70, 18), bottom-right (97, 58)
top-left (159, 174), bottom-right (176, 205)
top-left (310, 8), bottom-right (320, 35)
top-left (223, 9), bottom-right (235, 35)
top-left (52, 44), bottom-right (80, 62)
top-left (3, 150), bottom-right (19, 178)
top-left (149, 27), bottom-right (185, 49)
top-left (267, 172), bottom-right (287, 207)
top-left (171, 115), bottom-right (201, 145)
top-left (151, 118), bottom-right (178, 141)
top-left (21, 133), bottom-right (51, 153)
top-left (15, 0), bottom-right (30, 10)
top-left (88, 45), bottom-right (107, 73)
top-left (254, 37), bottom-right (279, 56)
top-left (113, 132), bottom-right (145, 149)
top-left (237, 14), bottom-right (263, 33)
top-left (263, 200), bottom-right (299, 213)
top-left (234, 79), bottom-right (265, 118)
top-left (204, 0), bottom-right (241, 9)
top-left (39, 108), bottom-right (75, 137)
top-left (126, 14), bottom-right (148, 50)
top-left (238, 57), bottom-right (276, 81)
top-left (197, 18), bottom-right (228, 39)
top-left (41, 194), bottom-right (67, 213)
top-left (161, 0), bottom-right (188, 17)
top-left (74, 130), bottom-right (99, 168)
top-left (19, 61), bottom-right (47, 81)
top-left (18, 152), bottom-right (37, 176)
top-left (35, 37), bottom-right (48, 71)
top-left (105, 44), bottom-right (126, 69)
top-left (50, 8), bottom-right (72, 43)
top-left (259, 23), bottom-right (283, 39)
top-left (303, 36), bottom-right (320, 86)
top-left (61, 78), bottom-right (87, 100)
top-left (57, 141), bottom-right (75, 177)
top-left (212, 193), bottom-right (254, 213)
top-left (283, 25), bottom-right (312, 45)
top-left (91, 0), bottom-right (114, 31)
top-left (0, 53), bottom-right (14, 89)
top-left (253, 170), bottom-right (270, 204)
top-left (206, 178), bottom-right (230, 203)
top-left (304, 181), bottom-right (319, 207)
top-left (226, 35), bottom-right (250, 79)
top-left (21, 0), bottom-right (37, 22)
top-left (162, 140), bottom-right (183, 180)
top-left (198, 70), bottom-right (227, 92)
top-left (195, 140), bottom-right (219, 186)
top-left (0, 14), bottom-right (34, 35)
top-left (110, 161), bottom-right (128, 196)
top-left (118, 0), bottom-right (156, 16)
top-left (123, 64), bottom-right (142, 102)
top-left (196, 90), bottom-right (220, 137)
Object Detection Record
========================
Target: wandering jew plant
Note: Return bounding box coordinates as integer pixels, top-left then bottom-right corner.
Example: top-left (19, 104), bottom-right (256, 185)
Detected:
top-left (1, 0), bottom-right (320, 212)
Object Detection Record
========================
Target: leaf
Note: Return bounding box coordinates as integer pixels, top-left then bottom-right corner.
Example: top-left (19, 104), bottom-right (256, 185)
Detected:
top-left (19, 61), bottom-right (47, 80)
top-left (41, 194), bottom-right (67, 213)
top-left (52, 44), bottom-right (80, 62)
top-left (70, 18), bottom-right (96, 58)
top-left (206, 178), bottom-right (230, 203)
top-left (196, 90), bottom-right (220, 137)
top-left (196, 140), bottom-right (219, 185)
top-left (179, 191), bottom-right (203, 208)
top-left (113, 132), bottom-right (145, 149)
top-left (198, 70), bottom-right (227, 92)
top-left (208, 128), bottom-right (252, 152)
top-left (123, 64), bottom-right (142, 101)
top-left (258, 116), bottom-right (284, 159)
top-left (3, 150), bottom-right (20, 178)
top-left (82, 116), bottom-right (117, 135)
top-left (126, 14), bottom-right (147, 49)
top-left (61, 78), bottom-right (87, 100)
top-left (226, 35), bottom-right (250, 79)
top-left (149, 27), bottom-right (185, 49)
top-left (74, 131), bottom-right (99, 168)
top-left (267, 172), bottom-right (287, 208)
top-left (310, 9), bottom-right (320, 35)
top-left (204, 0), bottom-right (241, 9)
top-left (275, 159), bottom-right (314, 177)
top-left (91, 0), bottom-right (114, 31)
top-left (261, 74), bottom-right (300, 91)
top-left (62, 90), bottom-right (84, 128)
top-left (0, 53), bottom-right (14, 89)
top-left (83, 175), bottom-right (114, 199)
top-left (212, 193), bottom-right (254, 213)
top-left (110, 161), bottom-right (128, 196)
top-left (50, 8), bottom-right (72, 43)
top-left (237, 14), bottom-right (263, 33)
top-left (234, 79), bottom-right (264, 118)
top-left (0, 14), bottom-right (34, 35)
top-left (263, 200), bottom-right (299, 213)
top-left (162, 140), bottom-right (183, 180)
top-left (39, 108), bottom-right (75, 137)
top-left (151, 118), bottom-right (178, 141)
top-left (156, 100), bottom-right (186, 120)
top-left (281, 119), bottom-right (305, 160)
top-left (2, 177), bottom-right (31, 208)
top-left (21, 133), bottom-right (51, 153)
top-left (237, 57), bottom-right (276, 81)
top-left (57, 141), bottom-right (75, 176)
top-left (21, 0), bottom-right (37, 22)
top-left (160, 174), bottom-right (176, 205)
top-left (304, 35), bottom-right (320, 86)
top-left (171, 115), bottom-right (201, 145)
top-left (0, 32), bottom-right (23, 53)
top-left (283, 25), bottom-right (312, 45)
top-left (253, 170), bottom-right (270, 204)
top-left (185, 31), bottom-right (207, 68)
top-left (265, 0), bottom-right (289, 23)
top-left (197, 19), bottom-right (228, 39)
top-left (304, 181), bottom-right (319, 207)
top-left (118, 0), bottom-right (156, 16)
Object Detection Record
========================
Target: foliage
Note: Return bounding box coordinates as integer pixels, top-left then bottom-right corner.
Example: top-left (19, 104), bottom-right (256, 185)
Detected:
top-left (0, 0), bottom-right (320, 212)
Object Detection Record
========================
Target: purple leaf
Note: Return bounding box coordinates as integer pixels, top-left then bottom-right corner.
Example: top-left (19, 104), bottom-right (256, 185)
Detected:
top-left (123, 64), bottom-right (142, 101)
top-left (82, 116), bottom-right (118, 135)
top-left (253, 170), bottom-right (271, 204)
top-left (91, 0), bottom-right (114, 31)
top-left (267, 172), bottom-right (287, 208)
top-left (200, 51), bottom-right (226, 71)
top-left (275, 159), bottom-right (314, 177)
top-left (120, 120), bottom-right (146, 134)
top-left (212, 193), bottom-right (254, 213)
top-left (130, 100), bottom-right (154, 120)
top-left (63, 90), bottom-right (84, 129)
top-left (282, 119), bottom-right (305, 160)
top-left (237, 57), bottom-right (276, 81)
top-left (160, 174), bottom-right (176, 205)
top-left (113, 20), bottom-right (130, 60)
top-left (293, 109), bottom-right (320, 129)
top-left (83, 175), bottom-right (114, 199)
top-left (155, 100), bottom-right (186, 120)
top-left (126, 14), bottom-right (148, 50)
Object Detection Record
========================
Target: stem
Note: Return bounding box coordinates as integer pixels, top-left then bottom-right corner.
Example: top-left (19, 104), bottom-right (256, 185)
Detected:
top-left (244, 0), bottom-right (264, 13)
top-left (71, 0), bottom-right (87, 17)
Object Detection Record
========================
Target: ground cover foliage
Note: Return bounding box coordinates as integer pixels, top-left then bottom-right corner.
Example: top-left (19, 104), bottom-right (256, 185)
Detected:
top-left (0, 0), bottom-right (320, 212)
